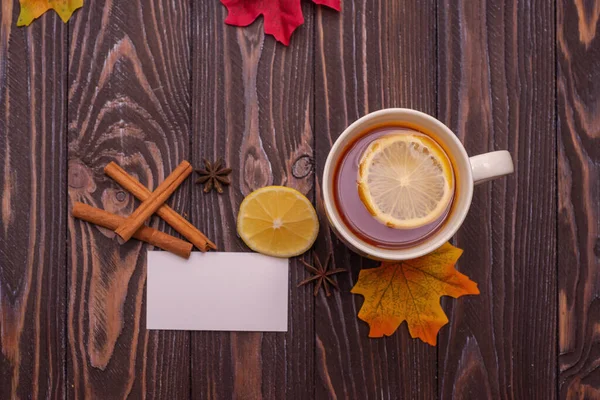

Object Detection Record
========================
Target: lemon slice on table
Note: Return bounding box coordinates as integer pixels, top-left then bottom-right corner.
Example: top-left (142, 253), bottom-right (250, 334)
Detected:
top-left (358, 133), bottom-right (454, 229)
top-left (237, 186), bottom-right (319, 258)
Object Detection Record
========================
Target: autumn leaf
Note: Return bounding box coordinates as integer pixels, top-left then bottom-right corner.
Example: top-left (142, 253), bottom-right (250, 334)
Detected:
top-left (351, 243), bottom-right (479, 345)
top-left (220, 0), bottom-right (341, 46)
top-left (18, 0), bottom-right (83, 27)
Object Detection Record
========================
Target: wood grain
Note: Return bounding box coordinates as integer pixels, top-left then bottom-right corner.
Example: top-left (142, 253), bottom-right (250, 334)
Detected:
top-left (190, 1), bottom-right (315, 399)
top-left (314, 1), bottom-right (438, 398)
top-left (558, 0), bottom-right (600, 397)
top-left (0, 1), bottom-right (586, 398)
top-left (0, 3), bottom-right (67, 398)
top-left (437, 0), bottom-right (557, 398)
top-left (66, 0), bottom-right (191, 397)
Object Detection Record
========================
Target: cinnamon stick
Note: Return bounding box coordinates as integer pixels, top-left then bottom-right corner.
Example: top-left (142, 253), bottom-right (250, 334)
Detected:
top-left (114, 161), bottom-right (192, 241)
top-left (105, 161), bottom-right (216, 251)
top-left (72, 202), bottom-right (193, 259)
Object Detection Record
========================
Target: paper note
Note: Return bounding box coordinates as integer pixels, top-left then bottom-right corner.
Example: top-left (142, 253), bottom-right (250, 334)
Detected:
top-left (147, 251), bottom-right (289, 332)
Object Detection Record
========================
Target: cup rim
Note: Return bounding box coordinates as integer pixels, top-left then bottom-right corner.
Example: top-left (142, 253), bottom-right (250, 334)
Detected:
top-left (322, 108), bottom-right (474, 260)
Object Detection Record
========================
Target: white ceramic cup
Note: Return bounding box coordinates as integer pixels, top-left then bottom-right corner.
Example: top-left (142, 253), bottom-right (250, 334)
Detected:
top-left (322, 108), bottom-right (514, 261)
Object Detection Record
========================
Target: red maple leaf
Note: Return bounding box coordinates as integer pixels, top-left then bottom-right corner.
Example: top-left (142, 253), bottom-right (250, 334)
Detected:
top-left (221, 0), bottom-right (341, 45)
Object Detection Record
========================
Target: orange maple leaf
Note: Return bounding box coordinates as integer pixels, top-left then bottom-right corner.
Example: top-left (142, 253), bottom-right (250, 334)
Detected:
top-left (351, 243), bottom-right (479, 345)
top-left (18, 0), bottom-right (83, 26)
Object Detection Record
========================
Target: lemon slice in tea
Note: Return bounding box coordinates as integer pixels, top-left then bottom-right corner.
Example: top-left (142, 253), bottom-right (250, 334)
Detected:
top-left (357, 133), bottom-right (454, 229)
top-left (237, 186), bottom-right (319, 258)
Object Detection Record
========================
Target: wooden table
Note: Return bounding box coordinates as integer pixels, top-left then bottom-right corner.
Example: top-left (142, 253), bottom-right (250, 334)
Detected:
top-left (0, 0), bottom-right (596, 398)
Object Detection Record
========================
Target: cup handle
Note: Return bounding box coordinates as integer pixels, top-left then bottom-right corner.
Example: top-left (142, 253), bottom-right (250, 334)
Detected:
top-left (469, 150), bottom-right (514, 185)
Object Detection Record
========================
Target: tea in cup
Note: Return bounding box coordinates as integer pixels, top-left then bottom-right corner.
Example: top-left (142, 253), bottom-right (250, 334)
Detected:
top-left (322, 108), bottom-right (514, 261)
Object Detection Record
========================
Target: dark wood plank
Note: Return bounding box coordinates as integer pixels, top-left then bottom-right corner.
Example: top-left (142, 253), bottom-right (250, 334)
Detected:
top-left (67, 0), bottom-right (191, 397)
top-left (0, 3), bottom-right (67, 398)
top-left (558, 0), bottom-right (600, 397)
top-left (437, 0), bottom-right (556, 398)
top-left (190, 2), bottom-right (315, 399)
top-left (314, 2), bottom-right (438, 398)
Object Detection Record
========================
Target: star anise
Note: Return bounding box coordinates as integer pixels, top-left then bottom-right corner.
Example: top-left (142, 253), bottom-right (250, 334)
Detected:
top-left (195, 159), bottom-right (232, 193)
top-left (297, 253), bottom-right (347, 297)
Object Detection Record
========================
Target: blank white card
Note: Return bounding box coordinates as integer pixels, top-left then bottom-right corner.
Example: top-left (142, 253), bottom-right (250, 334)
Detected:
top-left (147, 252), bottom-right (288, 332)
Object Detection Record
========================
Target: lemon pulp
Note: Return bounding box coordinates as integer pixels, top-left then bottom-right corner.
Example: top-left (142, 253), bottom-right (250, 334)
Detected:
top-left (237, 186), bottom-right (319, 258)
top-left (357, 133), bottom-right (454, 229)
